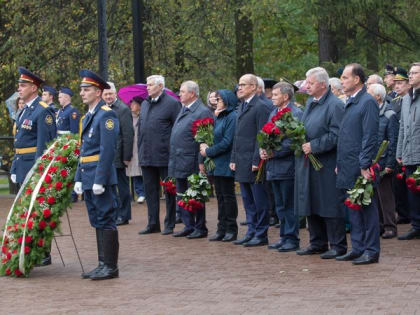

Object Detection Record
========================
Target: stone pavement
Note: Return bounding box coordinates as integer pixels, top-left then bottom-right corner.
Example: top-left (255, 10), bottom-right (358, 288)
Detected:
top-left (1, 196), bottom-right (420, 315)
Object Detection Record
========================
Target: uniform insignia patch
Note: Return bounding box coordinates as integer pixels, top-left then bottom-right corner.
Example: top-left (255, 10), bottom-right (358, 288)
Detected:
top-left (45, 115), bottom-right (53, 125)
top-left (105, 119), bottom-right (114, 130)
top-left (72, 112), bottom-right (77, 119)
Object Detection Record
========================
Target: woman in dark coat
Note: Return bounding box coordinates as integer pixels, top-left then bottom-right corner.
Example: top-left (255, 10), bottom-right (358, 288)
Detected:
top-left (200, 89), bottom-right (238, 242)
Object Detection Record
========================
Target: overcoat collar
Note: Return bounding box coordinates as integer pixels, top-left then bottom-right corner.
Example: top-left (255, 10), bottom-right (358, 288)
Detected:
top-left (82, 99), bottom-right (105, 133)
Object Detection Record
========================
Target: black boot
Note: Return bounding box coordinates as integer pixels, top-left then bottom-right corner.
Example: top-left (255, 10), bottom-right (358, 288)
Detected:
top-left (90, 229), bottom-right (119, 280)
top-left (81, 229), bottom-right (105, 279)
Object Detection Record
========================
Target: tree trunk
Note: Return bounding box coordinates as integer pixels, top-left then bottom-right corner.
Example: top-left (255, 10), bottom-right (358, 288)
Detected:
top-left (235, 5), bottom-right (254, 79)
top-left (365, 8), bottom-right (379, 71)
top-left (318, 20), bottom-right (338, 64)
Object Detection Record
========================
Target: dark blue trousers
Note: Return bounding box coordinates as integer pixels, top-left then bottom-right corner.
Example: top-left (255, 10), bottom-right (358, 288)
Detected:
top-left (405, 165), bottom-right (420, 230)
top-left (271, 179), bottom-right (299, 245)
top-left (132, 176), bottom-right (145, 197)
top-left (239, 182), bottom-right (269, 239)
top-left (116, 167), bottom-right (132, 221)
top-left (176, 178), bottom-right (207, 233)
top-left (340, 188), bottom-right (380, 257)
top-left (84, 186), bottom-right (118, 230)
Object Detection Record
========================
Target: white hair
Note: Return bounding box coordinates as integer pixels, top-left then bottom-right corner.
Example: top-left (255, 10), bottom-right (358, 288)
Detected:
top-left (256, 76), bottom-right (265, 93)
top-left (306, 67), bottom-right (329, 87)
top-left (107, 82), bottom-right (116, 92)
top-left (147, 75), bottom-right (165, 88)
top-left (181, 80), bottom-right (199, 97)
top-left (329, 77), bottom-right (343, 92)
top-left (367, 74), bottom-right (383, 85)
top-left (369, 83), bottom-right (386, 102)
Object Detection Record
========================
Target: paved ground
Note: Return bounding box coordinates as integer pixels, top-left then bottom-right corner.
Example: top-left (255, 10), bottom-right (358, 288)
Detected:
top-left (1, 196), bottom-right (420, 315)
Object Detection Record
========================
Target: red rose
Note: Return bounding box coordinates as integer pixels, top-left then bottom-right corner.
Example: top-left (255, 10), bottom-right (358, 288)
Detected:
top-left (38, 220), bottom-right (47, 230)
top-left (48, 184), bottom-right (52, 189)
top-left (48, 166), bottom-right (58, 174)
top-left (14, 269), bottom-right (22, 276)
top-left (1, 246), bottom-right (7, 254)
top-left (41, 154), bottom-right (48, 160)
top-left (396, 173), bottom-right (403, 180)
top-left (37, 196), bottom-right (45, 204)
top-left (47, 196), bottom-right (56, 205)
top-left (18, 236), bottom-right (23, 244)
top-left (406, 177), bottom-right (416, 185)
top-left (49, 221), bottom-right (57, 229)
top-left (63, 144), bottom-right (69, 149)
top-left (61, 157), bottom-right (68, 163)
top-left (24, 246), bottom-right (30, 254)
top-left (49, 148), bottom-right (55, 154)
top-left (43, 208), bottom-right (51, 218)
top-left (55, 181), bottom-right (63, 190)
top-left (25, 188), bottom-right (33, 195)
top-left (262, 122), bottom-right (276, 134)
top-left (67, 182), bottom-right (72, 188)
top-left (281, 107), bottom-right (291, 114)
top-left (39, 186), bottom-right (46, 193)
top-left (6, 252), bottom-right (12, 260)
top-left (37, 239), bottom-right (44, 247)
top-left (401, 166), bottom-right (406, 172)
top-left (12, 249), bottom-right (17, 255)
top-left (416, 186), bottom-right (420, 193)
top-left (5, 268), bottom-right (11, 275)
top-left (39, 164), bottom-right (44, 171)
top-left (27, 220), bottom-right (34, 230)
top-left (45, 174), bottom-right (52, 184)
top-left (60, 169), bottom-right (68, 178)
top-left (48, 155), bottom-right (53, 161)
top-left (31, 211), bottom-right (38, 218)
top-left (55, 155), bottom-right (62, 161)
top-left (25, 236), bottom-right (32, 243)
top-left (74, 148), bottom-right (80, 155)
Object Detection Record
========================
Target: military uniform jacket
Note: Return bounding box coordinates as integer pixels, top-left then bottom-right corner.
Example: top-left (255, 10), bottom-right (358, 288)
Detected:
top-left (57, 103), bottom-right (80, 134)
top-left (74, 100), bottom-right (119, 190)
top-left (11, 96), bottom-right (57, 183)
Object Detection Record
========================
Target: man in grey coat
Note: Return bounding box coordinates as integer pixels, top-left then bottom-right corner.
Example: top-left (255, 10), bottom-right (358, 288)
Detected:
top-left (169, 80), bottom-right (213, 239)
top-left (295, 67), bottom-right (347, 259)
top-left (396, 62), bottom-right (420, 240)
top-left (138, 75), bottom-right (181, 235)
top-left (103, 82), bottom-right (134, 226)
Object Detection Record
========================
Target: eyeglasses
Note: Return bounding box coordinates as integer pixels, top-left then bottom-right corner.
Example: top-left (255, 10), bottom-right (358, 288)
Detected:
top-left (409, 71), bottom-right (420, 76)
top-left (238, 83), bottom-right (255, 88)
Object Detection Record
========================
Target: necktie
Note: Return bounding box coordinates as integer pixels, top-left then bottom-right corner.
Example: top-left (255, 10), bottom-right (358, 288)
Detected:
top-left (242, 102), bottom-right (248, 113)
top-left (19, 105), bottom-right (28, 122)
top-left (346, 97), bottom-right (353, 106)
top-left (182, 106), bottom-right (189, 114)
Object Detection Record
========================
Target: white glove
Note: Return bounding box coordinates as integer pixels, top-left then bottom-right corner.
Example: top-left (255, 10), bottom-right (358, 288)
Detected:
top-left (74, 182), bottom-right (83, 194)
top-left (10, 174), bottom-right (17, 184)
top-left (92, 184), bottom-right (105, 195)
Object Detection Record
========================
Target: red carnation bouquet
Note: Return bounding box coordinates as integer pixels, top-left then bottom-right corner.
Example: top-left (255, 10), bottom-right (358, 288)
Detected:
top-left (345, 140), bottom-right (389, 210)
top-left (256, 121), bottom-right (284, 182)
top-left (160, 177), bottom-right (176, 195)
top-left (192, 117), bottom-right (215, 172)
top-left (272, 107), bottom-right (323, 171)
top-left (177, 173), bottom-right (211, 212)
top-left (405, 166), bottom-right (420, 193)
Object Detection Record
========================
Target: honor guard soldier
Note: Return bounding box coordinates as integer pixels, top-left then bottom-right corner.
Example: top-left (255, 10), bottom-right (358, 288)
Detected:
top-left (73, 70), bottom-right (120, 280)
top-left (42, 85), bottom-right (59, 114)
top-left (384, 64), bottom-right (398, 99)
top-left (10, 67), bottom-right (57, 187)
top-left (57, 87), bottom-right (80, 135)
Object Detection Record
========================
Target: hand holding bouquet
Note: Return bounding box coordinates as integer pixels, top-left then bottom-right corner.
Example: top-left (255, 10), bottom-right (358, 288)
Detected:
top-left (192, 117), bottom-right (215, 172)
top-left (406, 166), bottom-right (420, 193)
top-left (177, 173), bottom-right (211, 212)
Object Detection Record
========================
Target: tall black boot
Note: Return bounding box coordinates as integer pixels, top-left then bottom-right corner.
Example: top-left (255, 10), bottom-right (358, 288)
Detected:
top-left (90, 229), bottom-right (119, 280)
top-left (81, 229), bottom-right (104, 279)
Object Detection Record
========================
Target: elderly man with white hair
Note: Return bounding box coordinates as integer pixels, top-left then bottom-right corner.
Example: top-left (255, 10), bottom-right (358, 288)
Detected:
top-left (103, 82), bottom-right (134, 226)
top-left (367, 83), bottom-right (399, 239)
top-left (329, 77), bottom-right (346, 102)
top-left (295, 67), bottom-right (347, 259)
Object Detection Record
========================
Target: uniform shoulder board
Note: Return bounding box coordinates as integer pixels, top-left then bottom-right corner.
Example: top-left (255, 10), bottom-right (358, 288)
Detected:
top-left (384, 110), bottom-right (396, 119)
top-left (39, 101), bottom-right (48, 108)
top-left (392, 96), bottom-right (400, 102)
top-left (101, 105), bottom-right (112, 111)
top-left (81, 114), bottom-right (86, 121)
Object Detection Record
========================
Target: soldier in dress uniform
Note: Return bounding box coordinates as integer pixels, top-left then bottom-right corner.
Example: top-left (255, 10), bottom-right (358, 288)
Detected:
top-left (42, 85), bottom-right (59, 114)
top-left (73, 70), bottom-right (120, 280)
top-left (10, 67), bottom-right (57, 187)
top-left (384, 64), bottom-right (398, 99)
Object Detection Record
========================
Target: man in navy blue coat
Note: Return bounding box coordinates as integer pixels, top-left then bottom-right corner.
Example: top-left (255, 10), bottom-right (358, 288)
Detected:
top-left (57, 87), bottom-right (80, 135)
top-left (74, 70), bottom-right (120, 280)
top-left (336, 63), bottom-right (380, 265)
top-left (42, 85), bottom-right (59, 114)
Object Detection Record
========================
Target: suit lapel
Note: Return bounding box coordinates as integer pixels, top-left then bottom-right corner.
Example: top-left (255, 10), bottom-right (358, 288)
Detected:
top-left (82, 101), bottom-right (102, 134)
top-left (238, 95), bottom-right (255, 120)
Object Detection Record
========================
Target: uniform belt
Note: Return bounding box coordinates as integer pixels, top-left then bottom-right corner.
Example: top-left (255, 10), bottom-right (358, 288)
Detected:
top-left (80, 154), bottom-right (99, 163)
top-left (15, 147), bottom-right (37, 154)
top-left (57, 130), bottom-right (71, 135)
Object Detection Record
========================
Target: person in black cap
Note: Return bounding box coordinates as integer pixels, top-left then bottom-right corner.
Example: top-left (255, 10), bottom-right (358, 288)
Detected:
top-left (73, 69), bottom-right (120, 280)
top-left (42, 85), bottom-right (58, 113)
top-left (384, 64), bottom-right (397, 99)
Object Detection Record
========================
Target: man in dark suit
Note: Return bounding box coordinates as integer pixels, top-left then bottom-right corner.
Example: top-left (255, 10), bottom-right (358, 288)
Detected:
top-left (336, 63), bottom-right (380, 265)
top-left (230, 74), bottom-right (272, 247)
top-left (138, 75), bottom-right (181, 235)
top-left (103, 82), bottom-right (134, 226)
top-left (169, 80), bottom-right (213, 239)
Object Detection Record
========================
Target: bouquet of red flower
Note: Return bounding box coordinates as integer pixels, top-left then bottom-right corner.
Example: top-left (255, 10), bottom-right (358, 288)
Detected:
top-left (0, 134), bottom-right (80, 277)
top-left (192, 117), bottom-right (215, 172)
top-left (345, 140), bottom-right (389, 210)
top-left (255, 121), bottom-right (284, 182)
top-left (160, 177), bottom-right (176, 195)
top-left (177, 173), bottom-right (211, 213)
top-left (395, 165), bottom-right (405, 180)
top-left (405, 166), bottom-right (420, 193)
top-left (272, 107), bottom-right (322, 171)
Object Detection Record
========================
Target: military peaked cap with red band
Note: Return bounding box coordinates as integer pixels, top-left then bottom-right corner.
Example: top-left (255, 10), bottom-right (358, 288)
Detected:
top-left (18, 66), bottom-right (45, 87)
top-left (79, 69), bottom-right (110, 90)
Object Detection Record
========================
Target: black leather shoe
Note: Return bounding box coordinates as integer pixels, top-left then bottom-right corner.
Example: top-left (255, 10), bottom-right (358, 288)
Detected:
top-left (240, 220), bottom-right (248, 226)
top-left (90, 265), bottom-right (119, 280)
top-left (116, 218), bottom-right (129, 226)
top-left (278, 243), bottom-right (299, 252)
top-left (35, 254), bottom-right (52, 267)
top-left (296, 246), bottom-right (328, 256)
top-left (161, 228), bottom-right (173, 235)
top-left (173, 229), bottom-right (193, 237)
top-left (352, 254), bottom-right (379, 265)
top-left (233, 235), bottom-right (253, 245)
top-left (336, 251), bottom-right (362, 261)
top-left (267, 240), bottom-right (284, 250)
top-left (186, 230), bottom-right (208, 239)
top-left (398, 229), bottom-right (420, 240)
top-left (382, 230), bottom-right (396, 239)
top-left (320, 249), bottom-right (346, 259)
top-left (243, 237), bottom-right (268, 247)
top-left (138, 226), bottom-right (161, 235)
top-left (90, 230), bottom-right (119, 280)
top-left (175, 216), bottom-right (182, 224)
top-left (209, 233), bottom-right (225, 241)
top-left (81, 262), bottom-right (104, 279)
top-left (222, 233), bottom-right (237, 242)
